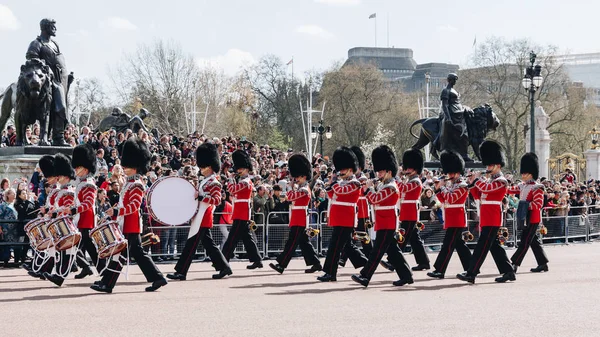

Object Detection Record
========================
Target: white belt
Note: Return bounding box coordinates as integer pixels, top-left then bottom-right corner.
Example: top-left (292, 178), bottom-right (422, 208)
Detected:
top-left (480, 200), bottom-right (503, 206)
top-left (373, 205), bottom-right (396, 210)
top-left (358, 197), bottom-right (367, 200)
top-left (291, 206), bottom-right (308, 210)
top-left (400, 200), bottom-right (418, 204)
top-left (444, 204), bottom-right (465, 209)
top-left (330, 201), bottom-right (356, 207)
top-left (234, 199), bottom-right (250, 203)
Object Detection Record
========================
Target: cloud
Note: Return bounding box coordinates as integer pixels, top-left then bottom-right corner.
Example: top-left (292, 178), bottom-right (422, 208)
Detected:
top-left (0, 5), bottom-right (19, 31)
top-left (100, 17), bottom-right (138, 31)
top-left (295, 25), bottom-right (334, 39)
top-left (196, 49), bottom-right (256, 75)
top-left (314, 0), bottom-right (360, 5)
top-left (437, 25), bottom-right (458, 33)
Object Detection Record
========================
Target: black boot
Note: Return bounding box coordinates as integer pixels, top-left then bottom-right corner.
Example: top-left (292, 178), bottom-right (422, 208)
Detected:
top-left (392, 277), bottom-right (414, 286)
top-left (426, 271), bottom-right (444, 279)
top-left (305, 264), bottom-right (322, 274)
top-left (456, 272), bottom-right (476, 284)
top-left (74, 266), bottom-right (93, 279)
top-left (411, 264), bottom-right (430, 271)
top-left (494, 272), bottom-right (516, 283)
top-left (379, 260), bottom-right (394, 272)
top-left (530, 264), bottom-right (548, 273)
top-left (166, 273), bottom-right (186, 281)
top-left (269, 263), bottom-right (284, 274)
top-left (145, 277), bottom-right (168, 292)
top-left (513, 264), bottom-right (519, 273)
top-left (43, 273), bottom-right (64, 287)
top-left (90, 282), bottom-right (112, 294)
top-left (351, 274), bottom-right (369, 287)
top-left (246, 261), bottom-right (263, 270)
top-left (212, 267), bottom-right (233, 279)
top-left (28, 271), bottom-right (45, 280)
top-left (317, 273), bottom-right (337, 282)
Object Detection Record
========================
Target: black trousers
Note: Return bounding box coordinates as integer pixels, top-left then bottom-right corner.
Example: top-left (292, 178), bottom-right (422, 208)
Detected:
top-left (76, 228), bottom-right (106, 272)
top-left (323, 227), bottom-right (367, 276)
top-left (53, 247), bottom-right (80, 281)
top-left (101, 233), bottom-right (164, 289)
top-left (433, 227), bottom-right (471, 274)
top-left (360, 229), bottom-right (412, 281)
top-left (176, 227), bottom-right (229, 275)
top-left (467, 226), bottom-right (513, 276)
top-left (276, 226), bottom-right (320, 268)
top-left (221, 219), bottom-right (262, 263)
top-left (511, 223), bottom-right (549, 267)
top-left (340, 218), bottom-right (373, 263)
top-left (37, 251), bottom-right (55, 274)
top-left (398, 221), bottom-right (430, 266)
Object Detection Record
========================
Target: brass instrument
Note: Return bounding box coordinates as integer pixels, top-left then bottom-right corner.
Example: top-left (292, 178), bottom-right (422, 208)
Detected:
top-left (365, 219), bottom-right (373, 229)
top-left (306, 227), bottom-right (320, 238)
top-left (539, 224), bottom-right (548, 236)
top-left (415, 222), bottom-right (425, 231)
top-left (462, 231), bottom-right (474, 242)
top-left (498, 227), bottom-right (509, 244)
top-left (248, 220), bottom-right (258, 232)
top-left (141, 232), bottom-right (160, 247)
top-left (395, 228), bottom-right (406, 244)
top-left (352, 231), bottom-right (371, 244)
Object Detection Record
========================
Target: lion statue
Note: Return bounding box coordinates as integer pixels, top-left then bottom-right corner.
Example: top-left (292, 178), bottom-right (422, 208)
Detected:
top-left (0, 58), bottom-right (54, 146)
top-left (410, 104), bottom-right (500, 161)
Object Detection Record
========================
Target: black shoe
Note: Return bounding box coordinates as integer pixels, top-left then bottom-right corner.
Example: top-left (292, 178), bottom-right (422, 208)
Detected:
top-left (379, 260), bottom-right (395, 272)
top-left (530, 264), bottom-right (548, 273)
top-left (305, 264), bottom-right (322, 273)
top-left (317, 273), bottom-right (337, 282)
top-left (90, 283), bottom-right (112, 294)
top-left (351, 274), bottom-right (369, 287)
top-left (21, 263), bottom-right (32, 272)
top-left (269, 263), bottom-right (284, 274)
top-left (246, 261), bottom-right (263, 270)
top-left (212, 267), bottom-right (233, 279)
top-left (28, 270), bottom-right (45, 280)
top-left (145, 277), bottom-right (168, 292)
top-left (71, 265), bottom-right (79, 273)
top-left (495, 272), bottom-right (516, 283)
top-left (513, 264), bottom-right (519, 273)
top-left (93, 280), bottom-right (102, 286)
top-left (166, 273), bottom-right (186, 281)
top-left (426, 271), bottom-right (444, 279)
top-left (392, 278), bottom-right (414, 286)
top-left (411, 264), bottom-right (430, 271)
top-left (456, 272), bottom-right (476, 284)
top-left (74, 267), bottom-right (93, 280)
top-left (44, 273), bottom-right (64, 287)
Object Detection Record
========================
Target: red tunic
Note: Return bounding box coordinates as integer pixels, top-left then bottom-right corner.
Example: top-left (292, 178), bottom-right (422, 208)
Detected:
top-left (327, 178), bottom-right (361, 228)
top-left (117, 176), bottom-right (145, 234)
top-left (356, 173), bottom-right (369, 219)
top-left (470, 173), bottom-right (508, 227)
top-left (227, 176), bottom-right (253, 221)
top-left (366, 180), bottom-right (399, 231)
top-left (71, 177), bottom-right (97, 229)
top-left (436, 180), bottom-right (468, 229)
top-left (287, 184), bottom-right (311, 227)
top-left (397, 175), bottom-right (422, 221)
top-left (55, 185), bottom-right (75, 210)
top-left (197, 175), bottom-right (222, 228)
top-left (45, 186), bottom-right (59, 213)
top-left (508, 181), bottom-right (544, 224)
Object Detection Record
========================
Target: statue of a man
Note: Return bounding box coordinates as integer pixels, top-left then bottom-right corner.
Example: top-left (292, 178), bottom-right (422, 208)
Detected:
top-left (437, 73), bottom-right (470, 160)
top-left (26, 18), bottom-right (72, 146)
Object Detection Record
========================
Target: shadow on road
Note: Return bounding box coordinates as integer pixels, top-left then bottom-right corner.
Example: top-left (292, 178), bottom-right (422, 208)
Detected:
top-left (0, 291), bottom-right (142, 303)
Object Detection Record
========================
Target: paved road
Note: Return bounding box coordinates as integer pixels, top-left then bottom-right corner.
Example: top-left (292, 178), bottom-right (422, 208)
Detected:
top-left (1, 243), bottom-right (599, 337)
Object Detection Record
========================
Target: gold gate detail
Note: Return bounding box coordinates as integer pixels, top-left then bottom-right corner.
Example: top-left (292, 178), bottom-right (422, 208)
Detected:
top-left (548, 153), bottom-right (585, 182)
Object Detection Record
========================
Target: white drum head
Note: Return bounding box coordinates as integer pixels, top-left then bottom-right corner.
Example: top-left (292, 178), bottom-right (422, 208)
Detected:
top-left (148, 177), bottom-right (198, 226)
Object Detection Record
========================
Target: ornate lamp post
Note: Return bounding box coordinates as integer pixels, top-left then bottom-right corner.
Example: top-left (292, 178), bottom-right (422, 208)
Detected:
top-left (589, 127), bottom-right (600, 149)
top-left (311, 120), bottom-right (332, 156)
top-left (522, 52), bottom-right (543, 154)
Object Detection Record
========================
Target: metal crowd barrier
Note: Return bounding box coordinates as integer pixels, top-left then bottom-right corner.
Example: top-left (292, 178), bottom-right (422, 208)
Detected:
top-left (265, 211), bottom-right (319, 257)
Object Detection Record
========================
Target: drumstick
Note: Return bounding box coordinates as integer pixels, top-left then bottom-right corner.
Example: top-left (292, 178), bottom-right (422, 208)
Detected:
top-left (28, 209), bottom-right (41, 215)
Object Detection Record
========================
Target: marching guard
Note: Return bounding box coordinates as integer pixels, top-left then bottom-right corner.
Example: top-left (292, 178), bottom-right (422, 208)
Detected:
top-left (351, 145), bottom-right (412, 287)
top-left (91, 138), bottom-right (168, 293)
top-left (508, 153), bottom-right (549, 274)
top-left (427, 150), bottom-right (471, 279)
top-left (457, 140), bottom-right (515, 284)
top-left (167, 142), bottom-right (232, 281)
top-left (269, 153), bottom-right (322, 274)
top-left (318, 146), bottom-right (367, 282)
top-left (221, 150), bottom-right (263, 269)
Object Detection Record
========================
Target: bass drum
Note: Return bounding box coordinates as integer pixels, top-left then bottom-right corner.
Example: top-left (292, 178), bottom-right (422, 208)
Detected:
top-left (147, 176), bottom-right (198, 226)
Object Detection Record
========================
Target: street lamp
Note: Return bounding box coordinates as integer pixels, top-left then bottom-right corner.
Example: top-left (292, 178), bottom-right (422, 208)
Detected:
top-left (312, 120), bottom-right (332, 156)
top-left (522, 52), bottom-right (543, 154)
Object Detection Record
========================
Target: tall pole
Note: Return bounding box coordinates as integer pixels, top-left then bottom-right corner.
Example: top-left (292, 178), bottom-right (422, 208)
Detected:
top-left (530, 86), bottom-right (535, 154)
top-left (320, 120), bottom-right (324, 156)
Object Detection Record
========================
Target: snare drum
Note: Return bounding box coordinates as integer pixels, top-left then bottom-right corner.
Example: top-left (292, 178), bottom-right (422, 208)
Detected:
top-left (147, 176), bottom-right (198, 226)
top-left (47, 216), bottom-right (82, 251)
top-left (90, 221), bottom-right (128, 259)
top-left (24, 218), bottom-right (54, 251)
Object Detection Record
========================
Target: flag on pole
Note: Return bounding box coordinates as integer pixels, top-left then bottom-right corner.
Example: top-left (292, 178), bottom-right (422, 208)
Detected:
top-left (369, 13), bottom-right (376, 19)
top-left (287, 58), bottom-right (293, 65)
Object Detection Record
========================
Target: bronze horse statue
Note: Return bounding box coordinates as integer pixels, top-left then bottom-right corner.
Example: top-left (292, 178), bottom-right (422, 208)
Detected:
top-left (410, 104), bottom-right (500, 161)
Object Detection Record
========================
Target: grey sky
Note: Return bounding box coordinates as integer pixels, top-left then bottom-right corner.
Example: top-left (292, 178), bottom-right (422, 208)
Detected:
top-left (0, 0), bottom-right (596, 92)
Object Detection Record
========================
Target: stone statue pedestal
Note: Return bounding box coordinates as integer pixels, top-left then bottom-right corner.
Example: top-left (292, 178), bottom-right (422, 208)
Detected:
top-left (0, 147), bottom-right (73, 182)
top-left (525, 103), bottom-right (552, 179)
top-left (584, 149), bottom-right (600, 181)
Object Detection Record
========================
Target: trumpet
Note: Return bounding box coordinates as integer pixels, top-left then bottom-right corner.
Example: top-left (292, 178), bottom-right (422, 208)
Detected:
top-left (365, 219), bottom-right (373, 229)
top-left (415, 222), bottom-right (425, 231)
top-left (141, 232), bottom-right (160, 247)
top-left (352, 231), bottom-right (371, 244)
top-left (539, 224), bottom-right (548, 236)
top-left (306, 227), bottom-right (320, 238)
top-left (462, 231), bottom-right (474, 242)
top-left (248, 220), bottom-right (258, 232)
top-left (395, 228), bottom-right (406, 244)
top-left (498, 227), bottom-right (509, 244)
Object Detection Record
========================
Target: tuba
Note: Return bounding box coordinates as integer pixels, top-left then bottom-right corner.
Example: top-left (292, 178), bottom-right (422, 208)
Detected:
top-left (395, 228), bottom-right (406, 244)
top-left (141, 232), bottom-right (160, 247)
top-left (352, 231), bottom-right (371, 244)
top-left (415, 222), bottom-right (425, 231)
top-left (305, 227), bottom-right (320, 238)
top-left (539, 224), bottom-right (548, 236)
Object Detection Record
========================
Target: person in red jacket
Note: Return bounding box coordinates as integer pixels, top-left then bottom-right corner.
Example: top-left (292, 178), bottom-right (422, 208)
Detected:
top-left (68, 143), bottom-right (104, 280)
top-left (317, 146), bottom-right (367, 282)
top-left (91, 138), bottom-right (168, 294)
top-left (508, 152), bottom-right (549, 275)
top-left (167, 143), bottom-right (232, 281)
top-left (457, 140), bottom-right (514, 284)
top-left (427, 150), bottom-right (471, 279)
top-left (351, 145), bottom-right (412, 287)
top-left (269, 154), bottom-right (322, 274)
top-left (221, 150), bottom-right (263, 269)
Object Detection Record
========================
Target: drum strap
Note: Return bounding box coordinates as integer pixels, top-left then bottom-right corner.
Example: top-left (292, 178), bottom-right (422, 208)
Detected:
top-left (56, 238), bottom-right (80, 278)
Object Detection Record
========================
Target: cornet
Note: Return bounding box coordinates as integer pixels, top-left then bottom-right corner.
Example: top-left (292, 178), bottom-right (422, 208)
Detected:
top-left (415, 222), bottom-right (425, 231)
top-left (395, 228), bottom-right (406, 244)
top-left (248, 220), bottom-right (258, 232)
top-left (141, 232), bottom-right (160, 247)
top-left (462, 231), bottom-right (474, 242)
top-left (305, 227), bottom-right (320, 238)
top-left (365, 219), bottom-right (373, 229)
top-left (539, 224), bottom-right (548, 236)
top-left (498, 227), bottom-right (509, 244)
top-left (352, 231), bottom-right (371, 244)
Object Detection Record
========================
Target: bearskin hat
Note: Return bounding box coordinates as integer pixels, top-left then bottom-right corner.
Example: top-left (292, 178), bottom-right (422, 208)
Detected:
top-left (121, 138), bottom-right (151, 174)
top-left (38, 155), bottom-right (55, 178)
top-left (480, 140), bottom-right (506, 167)
top-left (288, 154), bottom-right (312, 178)
top-left (402, 149), bottom-right (424, 174)
top-left (520, 152), bottom-right (539, 180)
top-left (350, 146), bottom-right (365, 171)
top-left (440, 150), bottom-right (465, 175)
top-left (371, 145), bottom-right (398, 177)
top-left (333, 146), bottom-right (358, 172)
top-left (195, 143), bottom-right (221, 173)
top-left (232, 150), bottom-right (252, 171)
top-left (53, 153), bottom-right (74, 179)
top-left (72, 143), bottom-right (96, 174)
